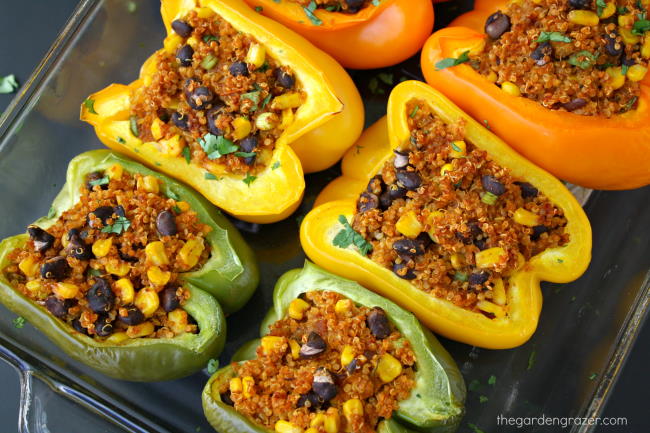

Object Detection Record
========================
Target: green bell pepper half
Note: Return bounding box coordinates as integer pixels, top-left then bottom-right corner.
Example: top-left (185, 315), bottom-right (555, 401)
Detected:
top-left (0, 149), bottom-right (260, 381)
top-left (202, 261), bottom-right (466, 433)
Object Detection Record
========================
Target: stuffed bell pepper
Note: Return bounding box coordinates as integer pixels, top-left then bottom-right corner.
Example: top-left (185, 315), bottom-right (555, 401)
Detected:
top-left (301, 81), bottom-right (592, 349)
top-left (421, 0), bottom-right (650, 190)
top-left (241, 0), bottom-right (434, 69)
top-left (0, 150), bottom-right (259, 381)
top-left (202, 262), bottom-right (465, 433)
top-left (81, 0), bottom-right (363, 223)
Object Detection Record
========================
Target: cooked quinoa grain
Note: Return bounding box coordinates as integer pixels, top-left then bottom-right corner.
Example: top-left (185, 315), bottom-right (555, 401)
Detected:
top-left (350, 100), bottom-right (569, 314)
top-left (130, 9), bottom-right (305, 175)
top-left (3, 166), bottom-right (211, 340)
top-left (473, 0), bottom-right (649, 116)
top-left (221, 291), bottom-right (416, 433)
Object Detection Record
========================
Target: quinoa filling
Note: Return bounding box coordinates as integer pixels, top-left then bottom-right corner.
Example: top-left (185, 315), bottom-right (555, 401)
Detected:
top-left (472, 0), bottom-right (649, 116)
top-left (350, 100), bottom-right (569, 314)
top-left (130, 9), bottom-right (304, 175)
top-left (2, 165), bottom-right (212, 340)
top-left (289, 0), bottom-right (373, 14)
top-left (220, 291), bottom-right (416, 433)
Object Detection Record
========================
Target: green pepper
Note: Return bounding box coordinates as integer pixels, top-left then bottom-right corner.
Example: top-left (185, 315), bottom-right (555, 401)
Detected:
top-left (0, 150), bottom-right (260, 381)
top-left (202, 262), bottom-right (465, 433)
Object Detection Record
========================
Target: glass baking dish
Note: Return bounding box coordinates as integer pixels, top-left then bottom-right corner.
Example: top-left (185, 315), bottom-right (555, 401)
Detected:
top-left (0, 0), bottom-right (648, 432)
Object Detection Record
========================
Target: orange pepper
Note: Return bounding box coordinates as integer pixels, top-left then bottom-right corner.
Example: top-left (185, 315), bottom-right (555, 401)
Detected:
top-left (301, 81), bottom-right (592, 349)
top-left (242, 0), bottom-right (434, 69)
top-left (420, 0), bottom-right (650, 190)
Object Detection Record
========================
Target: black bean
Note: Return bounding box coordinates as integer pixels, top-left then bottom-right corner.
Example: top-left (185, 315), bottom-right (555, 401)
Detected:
top-left (229, 61), bottom-right (249, 77)
top-left (86, 171), bottom-right (108, 190)
top-left (481, 175), bottom-right (506, 196)
top-left (345, 358), bottom-right (359, 374)
top-left (569, 0), bottom-right (591, 9)
top-left (379, 191), bottom-right (392, 210)
top-left (312, 367), bottom-right (338, 402)
top-left (87, 278), bottom-right (115, 313)
top-left (392, 262), bottom-right (416, 280)
top-left (531, 225), bottom-right (550, 241)
top-left (119, 305), bottom-right (145, 326)
top-left (297, 391), bottom-right (322, 410)
top-left (118, 247), bottom-right (139, 263)
top-left (469, 270), bottom-right (490, 286)
top-left (393, 239), bottom-right (424, 257)
top-left (299, 331), bottom-right (326, 358)
top-left (206, 108), bottom-right (225, 136)
top-left (345, 0), bottom-right (365, 9)
top-left (157, 108), bottom-right (172, 123)
top-left (605, 32), bottom-right (623, 57)
top-left (367, 307), bottom-right (391, 339)
top-left (186, 86), bottom-right (214, 110)
top-left (468, 222), bottom-right (483, 238)
top-left (530, 42), bottom-right (553, 66)
top-left (88, 206), bottom-right (114, 228)
top-left (239, 135), bottom-right (258, 153)
top-left (27, 225), bottom-right (54, 253)
top-left (171, 19), bottom-right (193, 38)
top-left (563, 98), bottom-right (587, 112)
top-left (396, 170), bottom-right (421, 191)
top-left (156, 210), bottom-right (178, 236)
top-left (45, 296), bottom-right (73, 318)
top-left (366, 175), bottom-right (384, 194)
top-left (275, 69), bottom-right (294, 89)
top-left (171, 112), bottom-right (189, 130)
top-left (387, 184), bottom-right (407, 200)
top-left (357, 192), bottom-right (379, 213)
top-left (416, 232), bottom-right (432, 249)
top-left (94, 315), bottom-right (113, 337)
top-left (221, 390), bottom-right (234, 406)
top-left (515, 181), bottom-right (538, 198)
top-left (72, 319), bottom-right (89, 335)
top-left (161, 287), bottom-right (180, 312)
top-left (176, 44), bottom-right (194, 66)
top-left (67, 229), bottom-right (94, 260)
top-left (474, 238), bottom-right (488, 251)
top-left (485, 11), bottom-right (511, 39)
top-left (114, 205), bottom-right (126, 218)
top-left (40, 257), bottom-right (70, 280)
top-left (393, 150), bottom-right (410, 169)
top-left (622, 53), bottom-right (635, 68)
top-left (455, 231), bottom-right (472, 245)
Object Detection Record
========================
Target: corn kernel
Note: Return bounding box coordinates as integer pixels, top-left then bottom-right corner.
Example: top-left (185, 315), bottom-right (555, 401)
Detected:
top-left (114, 278), bottom-right (135, 304)
top-left (310, 414), bottom-right (327, 428)
top-left (151, 117), bottom-right (164, 140)
top-left (107, 163), bottom-right (124, 180)
top-left (642, 36), bottom-right (650, 58)
top-left (134, 288), bottom-right (160, 317)
top-left (157, 134), bottom-right (185, 157)
top-left (92, 238), bottom-right (113, 258)
top-left (440, 163), bottom-right (454, 176)
top-left (197, 7), bottom-right (214, 18)
top-left (324, 410), bottom-right (340, 433)
top-left (271, 92), bottom-right (303, 110)
top-left (232, 117), bottom-right (252, 141)
top-left (186, 36), bottom-right (199, 49)
top-left (53, 282), bottom-right (79, 299)
top-left (147, 266), bottom-right (171, 287)
top-left (255, 112), bottom-right (277, 130)
top-left (620, 28), bottom-right (640, 45)
top-left (501, 81), bottom-right (521, 96)
top-left (105, 260), bottom-right (130, 277)
top-left (492, 278), bottom-right (507, 305)
top-left (25, 280), bottom-right (42, 293)
top-left (279, 108), bottom-right (294, 130)
top-left (61, 233), bottom-right (69, 248)
top-left (396, 211), bottom-right (422, 238)
top-left (342, 399), bottom-right (364, 421)
top-left (289, 339), bottom-right (301, 359)
top-left (627, 64), bottom-right (648, 82)
top-left (168, 308), bottom-right (189, 334)
top-left (178, 238), bottom-right (205, 270)
top-left (163, 34), bottom-right (183, 54)
top-left (230, 377), bottom-right (243, 393)
top-left (568, 10), bottom-right (599, 26)
top-left (606, 67), bottom-right (626, 90)
top-left (138, 175), bottom-right (160, 193)
top-left (105, 331), bottom-right (129, 344)
top-left (126, 321), bottom-right (155, 338)
top-left (513, 208), bottom-right (540, 227)
top-left (288, 298), bottom-right (310, 320)
top-left (246, 43), bottom-right (266, 68)
top-left (341, 345), bottom-right (355, 367)
top-left (305, 429), bottom-right (318, 433)
top-left (618, 13), bottom-right (635, 28)
top-left (377, 353), bottom-right (403, 383)
top-left (261, 336), bottom-right (286, 354)
top-left (426, 210), bottom-right (444, 242)
top-left (19, 256), bottom-right (39, 278)
top-left (176, 201), bottom-right (190, 212)
top-left (486, 71), bottom-right (497, 83)
top-left (145, 241), bottom-right (169, 266)
top-left (275, 420), bottom-right (302, 433)
top-left (475, 247), bottom-right (507, 268)
top-left (600, 2), bottom-right (616, 19)
top-left (449, 140), bottom-right (467, 158)
top-left (242, 376), bottom-right (255, 398)
top-left (450, 253), bottom-right (464, 270)
top-left (335, 299), bottom-right (352, 315)
top-left (477, 300), bottom-right (506, 318)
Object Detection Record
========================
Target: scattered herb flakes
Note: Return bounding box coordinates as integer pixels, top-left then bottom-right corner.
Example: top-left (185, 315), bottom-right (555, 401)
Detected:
top-left (589, 372), bottom-right (598, 380)
top-left (325, 4), bottom-right (341, 11)
top-left (126, 1), bottom-right (137, 13)
top-left (618, 6), bottom-right (629, 14)
top-left (368, 77), bottom-right (385, 95)
top-left (243, 173), bottom-right (257, 186)
top-left (199, 133), bottom-right (238, 160)
top-left (488, 375), bottom-right (496, 386)
top-left (633, 19), bottom-right (650, 35)
top-left (241, 90), bottom-right (261, 111)
top-left (568, 50), bottom-right (599, 69)
top-left (183, 146), bottom-right (191, 164)
top-left (129, 115), bottom-right (139, 137)
top-left (172, 205), bottom-right (182, 214)
top-left (454, 271), bottom-right (468, 282)
top-left (203, 34), bottom-right (219, 43)
top-left (596, 0), bottom-right (607, 16)
top-left (332, 215), bottom-right (373, 255)
top-left (468, 423), bottom-right (486, 433)
top-left (255, 6), bottom-right (263, 12)
top-left (435, 51), bottom-right (470, 70)
top-left (13, 316), bottom-right (26, 329)
top-left (101, 216), bottom-right (132, 235)
top-left (537, 31), bottom-right (571, 43)
top-left (303, 1), bottom-right (323, 26)
top-left (155, 162), bottom-right (162, 167)
top-left (479, 395), bottom-right (489, 404)
top-left (410, 105), bottom-right (420, 118)
top-left (483, 119), bottom-right (490, 129)
top-left (83, 98), bottom-right (97, 114)
top-left (47, 207), bottom-right (57, 219)
top-left (89, 176), bottom-right (109, 187)
top-left (205, 173), bottom-right (220, 180)
top-left (261, 93), bottom-right (273, 109)
top-left (0, 74), bottom-right (19, 94)
top-left (272, 161), bottom-right (281, 170)
top-left (235, 151), bottom-right (257, 158)
top-left (468, 379), bottom-right (481, 392)
top-left (378, 72), bottom-right (394, 86)
top-left (88, 268), bottom-right (102, 277)
top-left (116, 136), bottom-right (126, 144)
top-left (167, 189), bottom-right (180, 201)
top-left (207, 358), bottom-right (219, 374)
top-left (557, 258), bottom-right (564, 263)
top-left (527, 349), bottom-right (537, 371)
top-left (451, 142), bottom-right (462, 152)
top-left (624, 96), bottom-right (638, 112)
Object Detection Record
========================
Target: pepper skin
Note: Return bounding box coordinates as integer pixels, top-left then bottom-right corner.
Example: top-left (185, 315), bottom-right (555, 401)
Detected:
top-left (202, 262), bottom-right (465, 433)
top-left (420, 0), bottom-right (650, 190)
top-left (242, 0), bottom-right (434, 69)
top-left (301, 81), bottom-right (592, 349)
top-left (0, 149), bottom-right (261, 381)
top-left (81, 0), bottom-right (363, 223)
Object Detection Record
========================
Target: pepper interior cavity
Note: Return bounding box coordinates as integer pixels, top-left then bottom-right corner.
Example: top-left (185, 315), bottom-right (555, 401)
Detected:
top-left (289, 0), bottom-right (373, 14)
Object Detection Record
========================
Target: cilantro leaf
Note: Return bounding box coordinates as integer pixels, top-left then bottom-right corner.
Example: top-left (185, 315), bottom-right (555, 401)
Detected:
top-left (199, 133), bottom-right (238, 160)
top-left (536, 31), bottom-right (571, 43)
top-left (13, 316), bottom-right (26, 329)
top-left (596, 0), bottom-right (607, 16)
top-left (101, 216), bottom-right (131, 234)
top-left (205, 173), bottom-right (221, 180)
top-left (89, 176), bottom-right (109, 187)
top-left (479, 395), bottom-right (489, 403)
top-left (235, 151), bottom-right (256, 158)
top-left (0, 74), bottom-right (19, 94)
top-left (83, 98), bottom-right (97, 114)
top-left (116, 136), bottom-right (126, 144)
top-left (272, 161), bottom-right (281, 170)
top-left (568, 50), bottom-right (598, 69)
top-left (241, 90), bottom-right (261, 111)
top-left (203, 34), bottom-right (219, 43)
top-left (378, 72), bottom-right (394, 86)
top-left (303, 1), bottom-right (323, 25)
top-left (207, 358), bottom-right (219, 374)
top-left (332, 215), bottom-right (372, 255)
top-left (468, 379), bottom-right (481, 392)
top-left (182, 146), bottom-right (191, 164)
top-left (488, 375), bottom-right (496, 385)
top-left (435, 51), bottom-right (470, 71)
top-left (632, 19), bottom-right (650, 35)
top-left (243, 173), bottom-right (257, 186)
top-left (88, 268), bottom-right (102, 277)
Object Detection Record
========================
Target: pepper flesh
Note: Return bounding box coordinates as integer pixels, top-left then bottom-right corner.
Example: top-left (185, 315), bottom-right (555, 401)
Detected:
top-left (301, 81), bottom-right (592, 349)
top-left (81, 0), bottom-right (364, 223)
top-left (202, 262), bottom-right (465, 433)
top-left (0, 150), bottom-right (259, 381)
top-left (242, 0), bottom-right (434, 70)
top-left (419, 0), bottom-right (650, 190)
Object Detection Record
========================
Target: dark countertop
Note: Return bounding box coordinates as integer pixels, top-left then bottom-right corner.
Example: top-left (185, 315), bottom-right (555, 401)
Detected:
top-left (0, 1), bottom-right (647, 432)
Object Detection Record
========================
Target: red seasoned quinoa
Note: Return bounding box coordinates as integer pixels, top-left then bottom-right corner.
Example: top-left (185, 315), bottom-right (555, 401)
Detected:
top-left (130, 8), bottom-right (304, 175)
top-left (219, 291), bottom-right (416, 433)
top-left (288, 0), bottom-right (373, 14)
top-left (2, 164), bottom-right (211, 341)
top-left (473, 0), bottom-right (649, 116)
top-left (351, 100), bottom-right (569, 314)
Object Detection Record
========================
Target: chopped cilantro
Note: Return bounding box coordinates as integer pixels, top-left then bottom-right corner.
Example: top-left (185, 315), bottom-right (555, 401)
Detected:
top-left (435, 51), bottom-right (470, 70)
top-left (332, 215), bottom-right (372, 255)
top-left (378, 72), bottom-right (394, 86)
top-left (203, 35), bottom-right (219, 43)
top-left (536, 31), bottom-right (571, 43)
top-left (618, 6), bottom-right (629, 14)
top-left (205, 173), bottom-right (220, 180)
top-left (258, 61), bottom-right (270, 73)
top-left (454, 271), bottom-right (468, 282)
top-left (89, 176), bottom-right (109, 187)
top-left (182, 146), bottom-right (191, 164)
top-left (88, 268), bottom-right (102, 277)
top-left (368, 77), bottom-right (385, 95)
top-left (623, 96), bottom-right (638, 111)
top-left (488, 375), bottom-right (496, 385)
top-left (479, 395), bottom-right (489, 403)
top-left (409, 105), bottom-right (420, 118)
top-left (101, 216), bottom-right (131, 235)
top-left (468, 379), bottom-right (481, 392)
top-left (116, 136), bottom-right (126, 144)
top-left (235, 151), bottom-right (256, 158)
top-left (589, 372), bottom-right (598, 380)
top-left (199, 133), bottom-right (238, 160)
top-left (483, 119), bottom-right (490, 129)
top-left (129, 115), bottom-right (139, 137)
top-left (596, 0), bottom-right (607, 16)
top-left (568, 50), bottom-right (599, 69)
top-left (243, 173), bottom-right (257, 186)
top-left (126, 1), bottom-right (137, 13)
top-left (172, 205), bottom-right (182, 214)
top-left (468, 423), bottom-right (486, 433)
top-left (632, 19), bottom-right (650, 35)
top-left (527, 349), bottom-right (537, 370)
top-left (325, 4), bottom-right (341, 11)
top-left (241, 90), bottom-right (261, 110)
top-left (13, 316), bottom-right (26, 329)
top-left (255, 6), bottom-right (263, 12)
top-left (557, 258), bottom-right (564, 263)
top-left (83, 98), bottom-right (97, 114)
top-left (304, 1), bottom-right (323, 26)
top-left (0, 74), bottom-right (19, 94)
top-left (261, 94), bottom-right (273, 109)
top-left (451, 142), bottom-right (462, 152)
top-left (207, 358), bottom-right (219, 374)
top-left (272, 161), bottom-right (281, 170)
